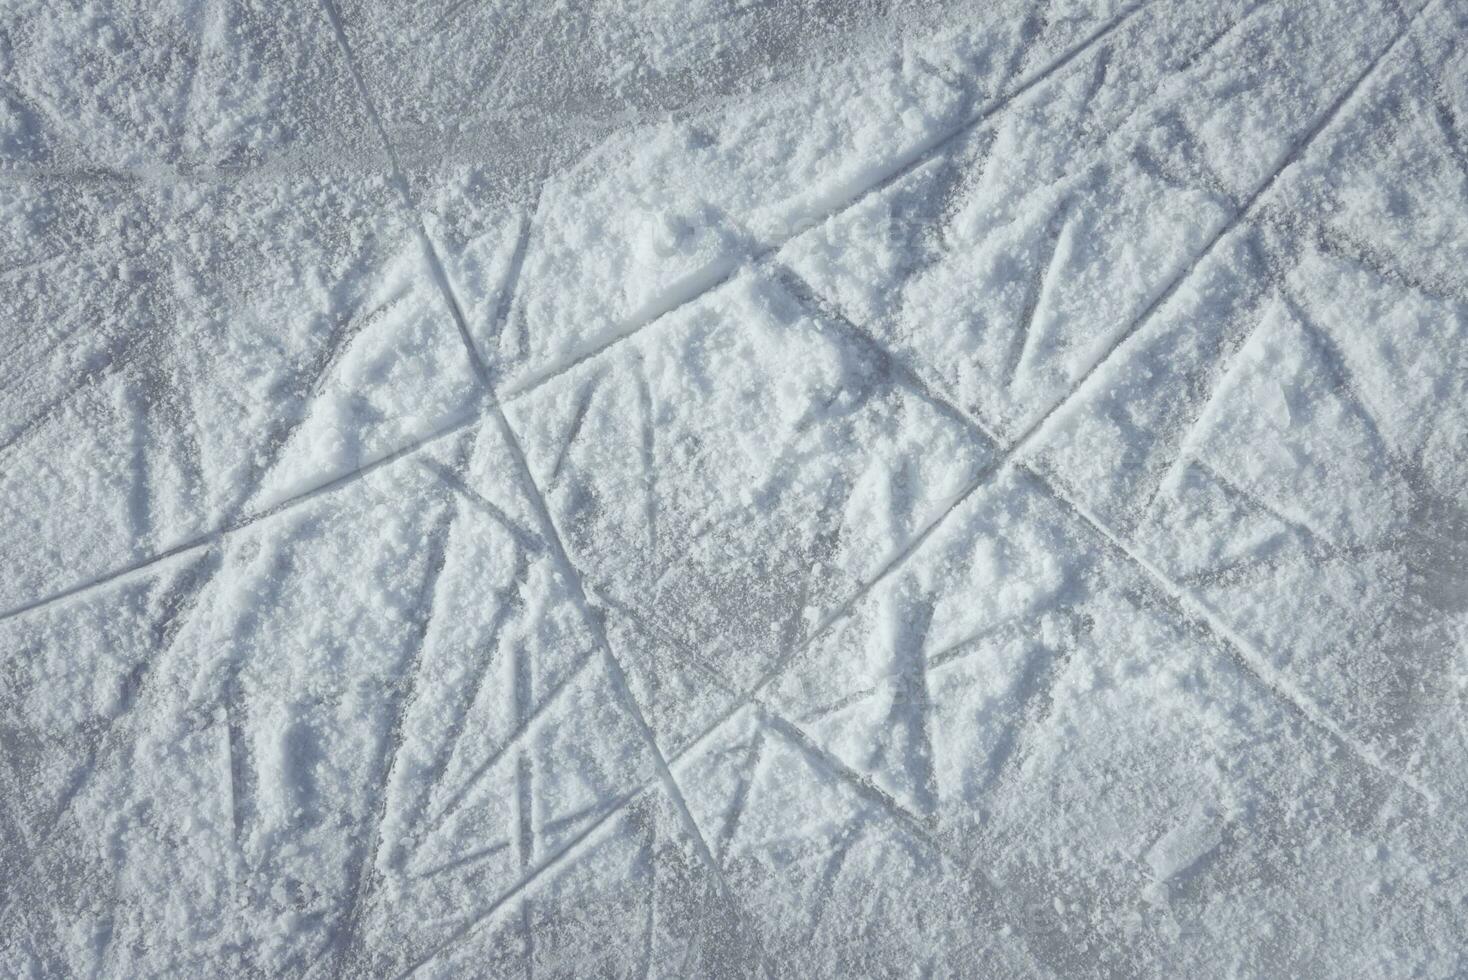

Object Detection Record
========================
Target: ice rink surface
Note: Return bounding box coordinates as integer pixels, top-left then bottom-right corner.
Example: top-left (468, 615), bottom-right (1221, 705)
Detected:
top-left (3, 0), bottom-right (1468, 975)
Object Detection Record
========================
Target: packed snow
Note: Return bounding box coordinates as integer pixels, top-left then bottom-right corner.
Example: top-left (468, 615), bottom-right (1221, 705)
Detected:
top-left (3, 0), bottom-right (1468, 975)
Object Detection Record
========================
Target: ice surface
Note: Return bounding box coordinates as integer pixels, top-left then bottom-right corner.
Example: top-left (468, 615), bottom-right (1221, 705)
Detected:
top-left (3, 0), bottom-right (1468, 976)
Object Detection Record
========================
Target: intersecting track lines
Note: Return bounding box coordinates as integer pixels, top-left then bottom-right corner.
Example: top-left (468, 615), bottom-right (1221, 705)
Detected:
top-left (4, 294), bottom-right (484, 960)
top-left (485, 0), bottom-right (1320, 426)
top-left (420, 457), bottom-right (545, 554)
top-left (591, 588), bottom-right (941, 837)
top-left (391, 709), bottom-right (1010, 980)
top-left (908, 308), bottom-right (1447, 793)
top-left (510, 0), bottom-right (1303, 401)
top-left (0, 0), bottom-right (1152, 629)
top-left (237, 288), bottom-right (414, 507)
top-left (0, 290), bottom-right (465, 937)
top-left (13, 31), bottom-right (1410, 633)
top-left (408, 646), bottom-right (600, 852)
top-left (0, 404), bottom-right (481, 624)
top-left (8, 8), bottom-right (1442, 965)
top-left (1128, 247), bottom-right (1286, 522)
top-left (317, 0), bottom-right (491, 390)
top-left (318, 3), bottom-right (776, 971)
top-left (777, 0), bottom-right (1438, 652)
top-left (1026, 0), bottom-right (1440, 450)
top-left (495, 0), bottom-right (1158, 399)
top-left (391, 784), bottom-right (641, 980)
top-left (2, 9), bottom-right (1446, 971)
top-left (396, 585), bottom-right (1058, 978)
top-left (1018, 461), bottom-right (1440, 806)
top-left (360, 562), bottom-right (529, 848)
top-left (780, 250), bottom-right (1440, 811)
top-left (4, 0), bottom-right (1432, 726)
top-left (482, 409), bottom-right (775, 974)
top-left (2, 277), bottom-right (404, 600)
top-left (1136, 220), bottom-right (1419, 531)
top-left (0, 278), bottom-right (433, 916)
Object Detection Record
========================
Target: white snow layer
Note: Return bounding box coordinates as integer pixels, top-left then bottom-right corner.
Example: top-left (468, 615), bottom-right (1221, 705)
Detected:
top-left (2, 0), bottom-right (1468, 976)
